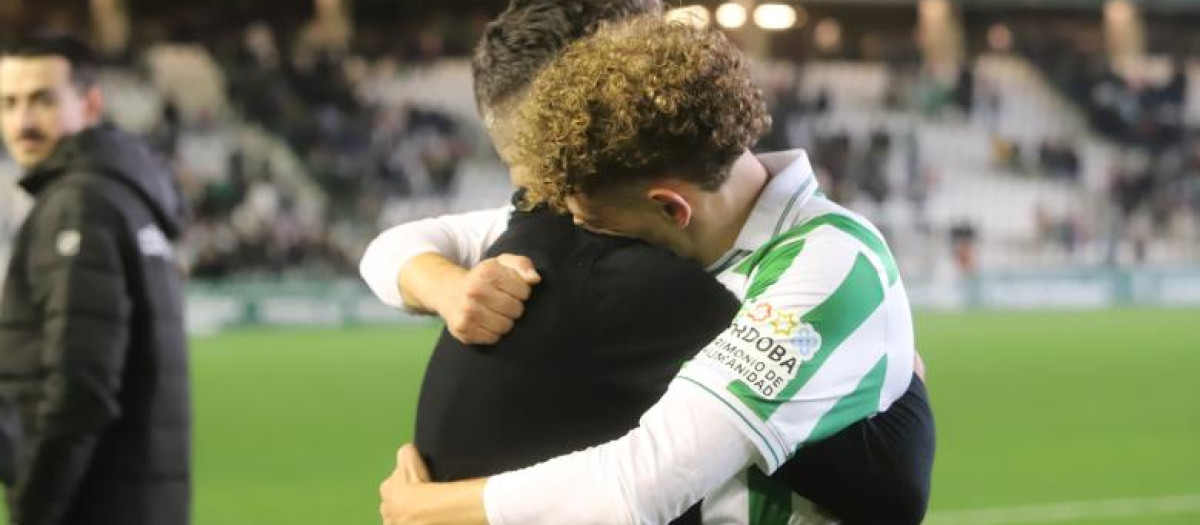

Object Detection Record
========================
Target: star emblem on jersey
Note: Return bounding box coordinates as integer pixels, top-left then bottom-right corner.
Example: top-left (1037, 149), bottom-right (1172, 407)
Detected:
top-left (770, 311), bottom-right (800, 336)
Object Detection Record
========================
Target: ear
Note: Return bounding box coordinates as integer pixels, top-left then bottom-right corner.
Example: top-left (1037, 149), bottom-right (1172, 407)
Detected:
top-left (647, 188), bottom-right (692, 229)
top-left (83, 85), bottom-right (104, 125)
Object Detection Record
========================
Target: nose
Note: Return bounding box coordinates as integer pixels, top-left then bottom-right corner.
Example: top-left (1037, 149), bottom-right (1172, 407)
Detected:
top-left (17, 104), bottom-right (38, 128)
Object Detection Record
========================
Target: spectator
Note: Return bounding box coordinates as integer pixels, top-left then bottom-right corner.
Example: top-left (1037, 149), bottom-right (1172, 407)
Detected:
top-left (950, 221), bottom-right (979, 276)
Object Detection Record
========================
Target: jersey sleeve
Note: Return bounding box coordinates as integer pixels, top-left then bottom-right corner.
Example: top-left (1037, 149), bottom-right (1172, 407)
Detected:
top-left (484, 381), bottom-right (758, 525)
top-left (676, 228), bottom-right (906, 472)
top-left (358, 206), bottom-right (512, 310)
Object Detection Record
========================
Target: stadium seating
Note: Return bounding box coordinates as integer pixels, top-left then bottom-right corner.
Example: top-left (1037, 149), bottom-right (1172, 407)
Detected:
top-left (1, 24), bottom-right (1197, 281)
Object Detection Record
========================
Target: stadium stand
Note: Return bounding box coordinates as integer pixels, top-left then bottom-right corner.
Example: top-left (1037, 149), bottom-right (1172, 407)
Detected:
top-left (0, 1), bottom-right (1197, 292)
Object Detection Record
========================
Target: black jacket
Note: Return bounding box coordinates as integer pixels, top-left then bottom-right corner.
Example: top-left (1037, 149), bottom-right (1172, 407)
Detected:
top-left (0, 125), bottom-right (190, 525)
top-left (416, 201), bottom-right (741, 482)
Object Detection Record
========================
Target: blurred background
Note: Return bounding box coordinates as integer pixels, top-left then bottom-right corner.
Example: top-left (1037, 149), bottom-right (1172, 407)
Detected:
top-left (0, 0), bottom-right (1197, 524)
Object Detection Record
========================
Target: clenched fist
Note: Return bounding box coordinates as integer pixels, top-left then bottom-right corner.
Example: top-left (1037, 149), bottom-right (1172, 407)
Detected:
top-left (434, 254), bottom-right (541, 345)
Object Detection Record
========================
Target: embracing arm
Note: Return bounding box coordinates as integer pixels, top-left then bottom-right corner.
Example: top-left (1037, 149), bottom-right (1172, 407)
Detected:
top-left (359, 206), bottom-right (545, 344)
top-left (380, 383), bottom-right (757, 525)
top-left (484, 382), bottom-right (756, 524)
top-left (359, 206), bottom-right (512, 311)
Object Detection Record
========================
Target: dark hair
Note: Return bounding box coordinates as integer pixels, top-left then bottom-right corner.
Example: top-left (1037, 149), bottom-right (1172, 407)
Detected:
top-left (471, 0), bottom-right (659, 115)
top-left (4, 34), bottom-right (100, 91)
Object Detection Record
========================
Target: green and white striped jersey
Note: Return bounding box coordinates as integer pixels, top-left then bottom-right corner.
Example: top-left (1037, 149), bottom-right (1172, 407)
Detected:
top-left (679, 152), bottom-right (916, 524)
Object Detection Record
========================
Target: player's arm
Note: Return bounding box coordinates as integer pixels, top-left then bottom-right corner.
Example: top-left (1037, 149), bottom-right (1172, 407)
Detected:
top-left (380, 384), bottom-right (758, 525)
top-left (359, 206), bottom-right (541, 344)
top-left (359, 206), bottom-right (513, 310)
top-left (13, 187), bottom-right (132, 525)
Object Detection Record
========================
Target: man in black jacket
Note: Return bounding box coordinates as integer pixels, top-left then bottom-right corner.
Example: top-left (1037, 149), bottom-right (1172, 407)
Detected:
top-left (0, 36), bottom-right (190, 525)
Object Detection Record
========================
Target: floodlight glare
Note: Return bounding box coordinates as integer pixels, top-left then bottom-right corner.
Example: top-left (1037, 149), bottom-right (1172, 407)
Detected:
top-left (716, 3), bottom-right (748, 29)
top-left (754, 4), bottom-right (797, 31)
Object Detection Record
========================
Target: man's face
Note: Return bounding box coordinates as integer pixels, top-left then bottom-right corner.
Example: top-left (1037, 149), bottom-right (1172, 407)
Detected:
top-left (0, 56), bottom-right (95, 169)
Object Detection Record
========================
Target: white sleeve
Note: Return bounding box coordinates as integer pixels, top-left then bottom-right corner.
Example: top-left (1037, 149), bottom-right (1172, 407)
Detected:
top-left (359, 206), bottom-right (513, 310)
top-left (482, 380), bottom-right (761, 525)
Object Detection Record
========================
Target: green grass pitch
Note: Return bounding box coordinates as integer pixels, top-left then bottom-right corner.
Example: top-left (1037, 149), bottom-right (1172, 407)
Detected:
top-left (4, 309), bottom-right (1200, 524)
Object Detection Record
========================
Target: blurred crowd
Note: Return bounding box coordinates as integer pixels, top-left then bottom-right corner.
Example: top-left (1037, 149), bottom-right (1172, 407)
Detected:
top-left (183, 22), bottom-right (472, 279)
top-left (4, 5), bottom-right (481, 280)
top-left (1015, 22), bottom-right (1200, 267)
top-left (756, 34), bottom-right (1199, 274)
top-left (2, 3), bottom-right (1199, 282)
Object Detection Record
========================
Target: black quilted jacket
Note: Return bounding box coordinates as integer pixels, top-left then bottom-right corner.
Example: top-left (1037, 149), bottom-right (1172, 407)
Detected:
top-left (0, 124), bottom-right (190, 525)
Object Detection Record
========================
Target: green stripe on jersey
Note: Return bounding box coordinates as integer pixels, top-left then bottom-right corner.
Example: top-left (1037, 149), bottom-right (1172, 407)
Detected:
top-left (732, 213), bottom-right (898, 285)
top-left (745, 240), bottom-right (805, 301)
top-left (728, 253), bottom-right (886, 421)
top-left (748, 467), bottom-right (793, 525)
top-left (804, 354), bottom-right (888, 446)
top-left (733, 229), bottom-right (804, 276)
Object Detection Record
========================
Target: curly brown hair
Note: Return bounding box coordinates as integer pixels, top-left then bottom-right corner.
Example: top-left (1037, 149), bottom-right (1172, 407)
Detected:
top-left (513, 15), bottom-right (770, 211)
